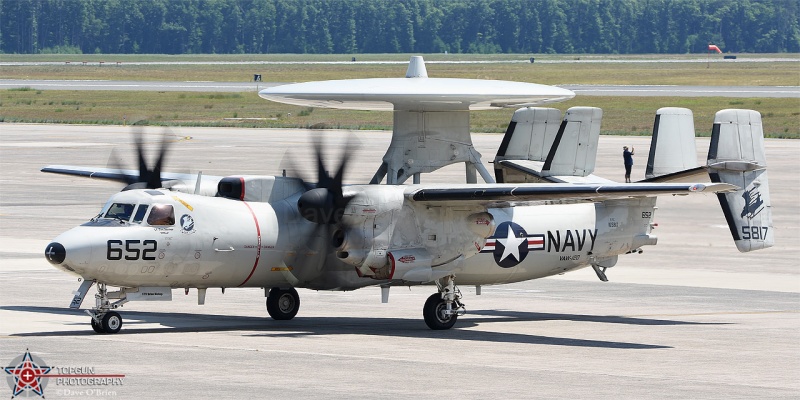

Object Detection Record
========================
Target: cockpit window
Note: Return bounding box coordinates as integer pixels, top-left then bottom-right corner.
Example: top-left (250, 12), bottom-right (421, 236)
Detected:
top-left (104, 203), bottom-right (135, 221)
top-left (147, 204), bottom-right (175, 226)
top-left (131, 205), bottom-right (149, 224)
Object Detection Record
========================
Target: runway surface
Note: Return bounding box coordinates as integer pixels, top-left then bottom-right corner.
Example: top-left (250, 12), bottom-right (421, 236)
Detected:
top-left (0, 79), bottom-right (798, 97)
top-left (1, 124), bottom-right (798, 398)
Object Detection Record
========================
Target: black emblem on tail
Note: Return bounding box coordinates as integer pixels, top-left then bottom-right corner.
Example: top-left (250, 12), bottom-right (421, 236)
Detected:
top-left (741, 187), bottom-right (764, 220)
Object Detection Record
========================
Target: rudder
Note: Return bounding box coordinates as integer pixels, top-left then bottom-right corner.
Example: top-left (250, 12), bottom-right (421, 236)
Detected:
top-left (494, 107), bottom-right (603, 183)
top-left (707, 109), bottom-right (774, 252)
top-left (645, 107), bottom-right (700, 180)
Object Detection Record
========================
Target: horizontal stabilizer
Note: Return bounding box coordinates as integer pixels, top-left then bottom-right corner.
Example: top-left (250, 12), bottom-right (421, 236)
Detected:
top-left (646, 107), bottom-right (699, 180)
top-left (639, 166), bottom-right (707, 183)
top-left (496, 160), bottom-right (614, 184)
top-left (707, 109), bottom-right (774, 252)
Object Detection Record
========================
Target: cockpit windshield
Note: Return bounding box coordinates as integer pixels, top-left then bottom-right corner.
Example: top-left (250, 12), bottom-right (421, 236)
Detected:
top-left (104, 203), bottom-right (135, 221)
top-left (89, 199), bottom-right (172, 227)
top-left (132, 205), bottom-right (149, 223)
top-left (147, 204), bottom-right (175, 226)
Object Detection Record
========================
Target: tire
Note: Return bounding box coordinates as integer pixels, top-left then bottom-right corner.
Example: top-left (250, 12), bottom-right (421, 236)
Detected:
top-left (91, 317), bottom-right (104, 334)
top-left (423, 293), bottom-right (458, 330)
top-left (101, 311), bottom-right (123, 334)
top-left (266, 287), bottom-right (300, 321)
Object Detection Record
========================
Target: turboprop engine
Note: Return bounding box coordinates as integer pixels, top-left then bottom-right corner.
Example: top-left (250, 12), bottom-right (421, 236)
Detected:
top-left (286, 136), bottom-right (496, 284)
top-left (330, 184), bottom-right (495, 282)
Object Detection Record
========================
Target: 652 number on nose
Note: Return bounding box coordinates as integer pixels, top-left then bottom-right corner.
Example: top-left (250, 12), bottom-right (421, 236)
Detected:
top-left (107, 240), bottom-right (157, 260)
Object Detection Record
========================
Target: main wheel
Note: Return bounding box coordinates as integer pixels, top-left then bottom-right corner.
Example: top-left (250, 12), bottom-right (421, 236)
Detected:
top-left (90, 317), bottom-right (104, 334)
top-left (266, 287), bottom-right (300, 320)
top-left (101, 311), bottom-right (123, 334)
top-left (423, 293), bottom-right (458, 330)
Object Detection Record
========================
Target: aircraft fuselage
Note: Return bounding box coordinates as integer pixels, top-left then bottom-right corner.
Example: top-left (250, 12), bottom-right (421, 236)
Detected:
top-left (47, 187), bottom-right (657, 291)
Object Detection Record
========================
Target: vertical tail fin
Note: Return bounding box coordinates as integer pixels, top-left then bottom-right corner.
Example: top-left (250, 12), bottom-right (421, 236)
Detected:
top-left (541, 107), bottom-right (603, 177)
top-left (707, 109), bottom-right (774, 252)
top-left (495, 107), bottom-right (562, 163)
top-left (494, 107), bottom-right (603, 183)
top-left (645, 107), bottom-right (699, 179)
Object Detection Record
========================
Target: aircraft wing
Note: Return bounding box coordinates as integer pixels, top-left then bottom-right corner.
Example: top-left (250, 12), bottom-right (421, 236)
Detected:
top-left (41, 165), bottom-right (217, 184)
top-left (407, 182), bottom-right (736, 206)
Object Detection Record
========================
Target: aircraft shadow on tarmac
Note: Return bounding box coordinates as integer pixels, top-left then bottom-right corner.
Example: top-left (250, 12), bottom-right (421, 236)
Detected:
top-left (3, 306), bottom-right (729, 349)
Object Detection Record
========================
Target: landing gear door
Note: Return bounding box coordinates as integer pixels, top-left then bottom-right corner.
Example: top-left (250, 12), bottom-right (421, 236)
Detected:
top-left (70, 280), bottom-right (95, 309)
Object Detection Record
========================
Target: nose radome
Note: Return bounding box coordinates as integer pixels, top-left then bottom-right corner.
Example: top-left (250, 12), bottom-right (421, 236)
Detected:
top-left (44, 242), bottom-right (66, 265)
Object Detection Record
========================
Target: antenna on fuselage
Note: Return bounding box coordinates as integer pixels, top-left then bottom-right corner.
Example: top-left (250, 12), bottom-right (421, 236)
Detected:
top-left (194, 171), bottom-right (203, 195)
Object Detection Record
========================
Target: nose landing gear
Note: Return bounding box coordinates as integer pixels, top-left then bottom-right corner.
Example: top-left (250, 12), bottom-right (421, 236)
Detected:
top-left (87, 282), bottom-right (127, 334)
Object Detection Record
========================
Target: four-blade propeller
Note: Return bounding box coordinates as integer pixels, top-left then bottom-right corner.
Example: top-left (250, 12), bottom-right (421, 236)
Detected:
top-left (295, 135), bottom-right (358, 226)
top-left (111, 127), bottom-right (172, 191)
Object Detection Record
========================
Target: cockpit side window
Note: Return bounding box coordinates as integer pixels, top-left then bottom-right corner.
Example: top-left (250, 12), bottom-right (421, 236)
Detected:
top-left (132, 205), bottom-right (149, 224)
top-left (104, 203), bottom-right (135, 221)
top-left (147, 204), bottom-right (175, 226)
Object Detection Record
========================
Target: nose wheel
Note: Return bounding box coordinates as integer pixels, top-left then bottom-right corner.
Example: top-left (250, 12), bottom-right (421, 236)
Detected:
top-left (86, 282), bottom-right (127, 334)
top-left (90, 311), bottom-right (123, 334)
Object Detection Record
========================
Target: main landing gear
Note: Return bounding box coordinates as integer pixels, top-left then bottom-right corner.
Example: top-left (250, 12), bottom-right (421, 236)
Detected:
top-left (88, 282), bottom-right (127, 334)
top-left (423, 275), bottom-right (465, 330)
top-left (266, 287), bottom-right (300, 320)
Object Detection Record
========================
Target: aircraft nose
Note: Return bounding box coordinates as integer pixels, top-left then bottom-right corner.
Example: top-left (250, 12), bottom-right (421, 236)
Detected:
top-left (46, 228), bottom-right (96, 276)
top-left (44, 242), bottom-right (66, 265)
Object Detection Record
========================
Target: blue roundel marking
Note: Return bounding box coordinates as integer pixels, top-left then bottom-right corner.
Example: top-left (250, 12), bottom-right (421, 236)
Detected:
top-left (490, 221), bottom-right (529, 268)
top-left (180, 214), bottom-right (195, 232)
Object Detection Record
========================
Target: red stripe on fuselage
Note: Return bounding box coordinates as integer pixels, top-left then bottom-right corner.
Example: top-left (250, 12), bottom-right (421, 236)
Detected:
top-left (237, 201), bottom-right (262, 287)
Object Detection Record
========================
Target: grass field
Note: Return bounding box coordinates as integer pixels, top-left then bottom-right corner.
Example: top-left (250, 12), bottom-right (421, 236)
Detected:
top-left (2, 88), bottom-right (796, 138)
top-left (1, 54), bottom-right (798, 137)
top-left (3, 54), bottom-right (798, 86)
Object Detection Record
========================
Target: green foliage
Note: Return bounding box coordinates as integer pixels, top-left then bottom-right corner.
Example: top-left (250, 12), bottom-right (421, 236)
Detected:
top-left (39, 44), bottom-right (82, 54)
top-left (206, 94), bottom-right (243, 99)
top-left (1, 0), bottom-right (797, 55)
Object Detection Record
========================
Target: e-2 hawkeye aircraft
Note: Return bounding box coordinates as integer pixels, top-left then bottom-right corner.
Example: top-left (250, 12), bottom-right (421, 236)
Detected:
top-left (43, 57), bottom-right (773, 333)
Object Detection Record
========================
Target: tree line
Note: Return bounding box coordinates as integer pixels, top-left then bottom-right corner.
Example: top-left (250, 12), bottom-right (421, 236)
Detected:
top-left (1, 0), bottom-right (798, 55)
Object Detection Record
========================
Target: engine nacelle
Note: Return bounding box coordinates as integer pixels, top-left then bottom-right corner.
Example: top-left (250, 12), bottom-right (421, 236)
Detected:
top-left (465, 212), bottom-right (495, 238)
top-left (217, 176), bottom-right (305, 202)
top-left (354, 248), bottom-right (433, 282)
top-left (330, 186), bottom-right (496, 282)
top-left (387, 248), bottom-right (433, 282)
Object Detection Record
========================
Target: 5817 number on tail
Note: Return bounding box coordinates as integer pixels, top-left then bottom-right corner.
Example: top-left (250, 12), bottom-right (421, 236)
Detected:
top-left (741, 226), bottom-right (768, 240)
